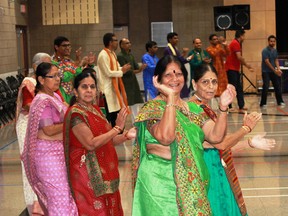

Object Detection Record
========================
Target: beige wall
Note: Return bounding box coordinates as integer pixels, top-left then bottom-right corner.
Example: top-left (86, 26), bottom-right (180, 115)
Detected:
top-left (28, 0), bottom-right (114, 65)
top-left (224, 0), bottom-right (276, 92)
top-left (0, 1), bottom-right (17, 74)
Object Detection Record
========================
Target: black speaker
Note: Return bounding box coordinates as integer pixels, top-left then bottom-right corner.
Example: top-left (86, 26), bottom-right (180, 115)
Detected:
top-left (214, 4), bottom-right (250, 31)
top-left (233, 5), bottom-right (250, 30)
top-left (214, 6), bottom-right (233, 31)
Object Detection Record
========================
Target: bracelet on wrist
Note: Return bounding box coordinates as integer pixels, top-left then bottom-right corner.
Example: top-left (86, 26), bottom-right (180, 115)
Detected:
top-left (123, 130), bottom-right (131, 140)
top-left (166, 104), bottom-right (177, 108)
top-left (113, 125), bottom-right (123, 134)
top-left (218, 106), bottom-right (229, 113)
top-left (241, 125), bottom-right (252, 133)
top-left (248, 138), bottom-right (254, 148)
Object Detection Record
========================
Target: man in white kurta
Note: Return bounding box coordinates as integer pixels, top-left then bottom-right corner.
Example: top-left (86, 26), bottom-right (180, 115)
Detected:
top-left (97, 33), bottom-right (131, 126)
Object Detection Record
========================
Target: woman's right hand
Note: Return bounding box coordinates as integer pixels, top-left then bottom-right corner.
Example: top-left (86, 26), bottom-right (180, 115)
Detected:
top-left (243, 111), bottom-right (262, 131)
top-left (115, 107), bottom-right (129, 130)
top-left (152, 75), bottom-right (176, 98)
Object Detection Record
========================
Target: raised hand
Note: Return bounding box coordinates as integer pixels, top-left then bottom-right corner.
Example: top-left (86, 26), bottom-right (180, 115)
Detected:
top-left (243, 112), bottom-right (262, 131)
top-left (115, 107), bottom-right (129, 130)
top-left (152, 75), bottom-right (176, 98)
top-left (250, 132), bottom-right (276, 150)
top-left (219, 84), bottom-right (236, 108)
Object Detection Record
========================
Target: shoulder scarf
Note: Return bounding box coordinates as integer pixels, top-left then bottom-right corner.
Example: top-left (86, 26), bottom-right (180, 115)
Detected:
top-left (167, 43), bottom-right (177, 56)
top-left (189, 96), bottom-right (248, 216)
top-left (103, 48), bottom-right (129, 111)
top-left (132, 100), bottom-right (211, 216)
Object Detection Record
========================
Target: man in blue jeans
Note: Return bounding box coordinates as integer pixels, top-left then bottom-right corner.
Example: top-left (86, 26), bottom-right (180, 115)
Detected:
top-left (260, 35), bottom-right (285, 107)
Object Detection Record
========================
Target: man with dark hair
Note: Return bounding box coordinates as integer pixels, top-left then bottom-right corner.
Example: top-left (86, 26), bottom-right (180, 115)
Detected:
top-left (260, 35), bottom-right (285, 107)
top-left (163, 32), bottom-right (193, 98)
top-left (206, 34), bottom-right (230, 96)
top-left (117, 38), bottom-right (146, 121)
top-left (97, 33), bottom-right (131, 126)
top-left (52, 36), bottom-right (82, 103)
top-left (142, 41), bottom-right (159, 101)
top-left (225, 30), bottom-right (254, 112)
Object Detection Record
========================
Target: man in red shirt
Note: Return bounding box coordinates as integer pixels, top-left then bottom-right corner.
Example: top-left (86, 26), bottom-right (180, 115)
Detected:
top-left (226, 30), bottom-right (253, 112)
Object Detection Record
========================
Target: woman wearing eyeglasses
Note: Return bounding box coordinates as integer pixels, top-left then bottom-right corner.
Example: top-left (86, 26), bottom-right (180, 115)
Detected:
top-left (21, 62), bottom-right (78, 215)
top-left (189, 63), bottom-right (275, 216)
top-left (63, 68), bottom-right (136, 215)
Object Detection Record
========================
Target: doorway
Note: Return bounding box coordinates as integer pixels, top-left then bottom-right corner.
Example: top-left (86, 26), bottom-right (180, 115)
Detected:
top-left (16, 25), bottom-right (28, 76)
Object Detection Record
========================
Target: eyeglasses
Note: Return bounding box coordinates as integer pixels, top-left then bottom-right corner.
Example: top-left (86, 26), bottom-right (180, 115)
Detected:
top-left (80, 84), bottom-right (96, 90)
top-left (44, 74), bottom-right (61, 79)
top-left (199, 79), bottom-right (218, 86)
top-left (60, 44), bottom-right (71, 48)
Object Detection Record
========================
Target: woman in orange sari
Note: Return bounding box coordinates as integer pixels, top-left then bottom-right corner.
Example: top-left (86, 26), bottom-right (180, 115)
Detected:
top-left (63, 68), bottom-right (136, 215)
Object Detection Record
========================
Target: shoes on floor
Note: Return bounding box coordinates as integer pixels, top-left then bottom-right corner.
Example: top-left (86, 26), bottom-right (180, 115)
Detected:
top-left (238, 109), bottom-right (246, 114)
top-left (241, 107), bottom-right (248, 110)
top-left (278, 102), bottom-right (286, 106)
top-left (260, 104), bottom-right (267, 108)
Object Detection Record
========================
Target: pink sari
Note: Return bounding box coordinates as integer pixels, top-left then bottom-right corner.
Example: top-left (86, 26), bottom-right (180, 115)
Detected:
top-left (21, 93), bottom-right (78, 216)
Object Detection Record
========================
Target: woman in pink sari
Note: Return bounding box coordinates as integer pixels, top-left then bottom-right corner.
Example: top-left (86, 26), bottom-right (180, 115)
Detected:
top-left (21, 62), bottom-right (78, 215)
top-left (16, 52), bottom-right (51, 215)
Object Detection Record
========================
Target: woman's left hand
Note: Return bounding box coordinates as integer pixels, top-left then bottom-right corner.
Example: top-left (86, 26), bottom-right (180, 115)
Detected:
top-left (219, 84), bottom-right (236, 108)
top-left (250, 132), bottom-right (276, 150)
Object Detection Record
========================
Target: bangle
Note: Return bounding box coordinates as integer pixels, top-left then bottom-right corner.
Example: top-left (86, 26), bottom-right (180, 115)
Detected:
top-left (123, 130), bottom-right (131, 140)
top-left (113, 125), bottom-right (123, 134)
top-left (218, 106), bottom-right (229, 113)
top-left (248, 138), bottom-right (254, 148)
top-left (166, 104), bottom-right (177, 108)
top-left (241, 125), bottom-right (252, 133)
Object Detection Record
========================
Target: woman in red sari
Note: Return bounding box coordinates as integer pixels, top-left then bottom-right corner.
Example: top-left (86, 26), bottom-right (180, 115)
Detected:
top-left (64, 68), bottom-right (136, 215)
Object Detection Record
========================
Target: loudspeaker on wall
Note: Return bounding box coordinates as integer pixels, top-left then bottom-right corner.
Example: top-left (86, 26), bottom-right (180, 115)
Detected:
top-left (213, 4), bottom-right (250, 31)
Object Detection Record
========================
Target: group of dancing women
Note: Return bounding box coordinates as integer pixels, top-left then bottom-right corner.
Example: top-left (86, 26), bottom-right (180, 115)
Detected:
top-left (16, 52), bottom-right (275, 215)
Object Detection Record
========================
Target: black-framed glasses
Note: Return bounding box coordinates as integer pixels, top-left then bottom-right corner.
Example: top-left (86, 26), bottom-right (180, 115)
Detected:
top-left (44, 74), bottom-right (61, 79)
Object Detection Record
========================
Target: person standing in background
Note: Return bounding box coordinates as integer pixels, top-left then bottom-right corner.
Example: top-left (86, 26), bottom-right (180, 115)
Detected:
top-left (164, 32), bottom-right (193, 98)
top-left (117, 38), bottom-right (146, 121)
top-left (97, 33), bottom-right (131, 126)
top-left (52, 36), bottom-right (82, 103)
top-left (206, 34), bottom-right (230, 96)
top-left (260, 35), bottom-right (285, 107)
top-left (225, 30), bottom-right (254, 112)
top-left (142, 41), bottom-right (159, 101)
top-left (188, 37), bottom-right (211, 92)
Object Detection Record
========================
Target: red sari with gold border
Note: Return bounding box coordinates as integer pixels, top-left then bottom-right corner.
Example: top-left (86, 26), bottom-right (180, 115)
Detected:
top-left (64, 104), bottom-right (123, 216)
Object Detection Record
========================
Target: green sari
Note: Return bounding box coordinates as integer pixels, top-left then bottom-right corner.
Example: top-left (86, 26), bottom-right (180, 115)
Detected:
top-left (132, 100), bottom-right (212, 216)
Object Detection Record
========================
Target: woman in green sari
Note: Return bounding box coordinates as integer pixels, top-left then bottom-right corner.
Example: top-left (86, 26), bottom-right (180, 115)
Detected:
top-left (132, 55), bottom-right (236, 216)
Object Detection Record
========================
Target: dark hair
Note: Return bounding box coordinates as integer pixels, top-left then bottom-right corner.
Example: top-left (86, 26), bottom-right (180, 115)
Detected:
top-left (154, 55), bottom-right (188, 83)
top-left (103, 33), bottom-right (115, 47)
top-left (54, 36), bottom-right (69, 52)
top-left (209, 34), bottom-right (217, 41)
top-left (268, 35), bottom-right (277, 41)
top-left (70, 68), bottom-right (97, 106)
top-left (194, 63), bottom-right (218, 82)
top-left (166, 32), bottom-right (178, 42)
top-left (145, 41), bottom-right (157, 52)
top-left (35, 62), bottom-right (56, 93)
top-left (235, 30), bottom-right (245, 38)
